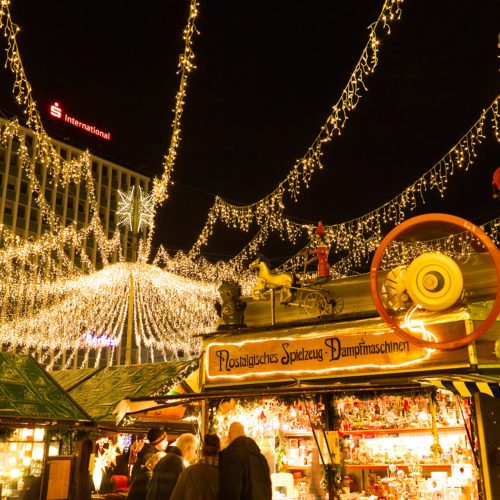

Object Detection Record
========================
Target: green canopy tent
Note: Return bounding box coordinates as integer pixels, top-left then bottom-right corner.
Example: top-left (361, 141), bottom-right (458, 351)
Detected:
top-left (0, 352), bottom-right (93, 500)
top-left (0, 352), bottom-right (91, 424)
top-left (51, 359), bottom-right (199, 430)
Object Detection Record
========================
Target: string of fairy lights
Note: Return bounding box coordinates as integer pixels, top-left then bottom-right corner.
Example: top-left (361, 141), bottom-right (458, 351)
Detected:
top-left (248, 96), bottom-right (500, 276)
top-left (187, 0), bottom-right (404, 258)
top-left (0, 0), bottom-right (498, 368)
top-left (142, 0), bottom-right (199, 261)
top-left (0, 0), bottom-right (217, 366)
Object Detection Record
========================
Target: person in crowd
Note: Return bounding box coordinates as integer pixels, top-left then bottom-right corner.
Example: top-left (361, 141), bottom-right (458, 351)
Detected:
top-left (128, 427), bottom-right (168, 500)
top-left (146, 433), bottom-right (198, 500)
top-left (169, 433), bottom-right (220, 500)
top-left (218, 422), bottom-right (272, 500)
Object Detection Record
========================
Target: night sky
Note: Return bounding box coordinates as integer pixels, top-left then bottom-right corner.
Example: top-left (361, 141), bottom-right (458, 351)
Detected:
top-left (0, 1), bottom-right (498, 264)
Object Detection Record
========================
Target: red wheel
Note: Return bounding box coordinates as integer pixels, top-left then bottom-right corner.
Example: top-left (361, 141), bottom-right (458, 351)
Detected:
top-left (369, 213), bottom-right (500, 350)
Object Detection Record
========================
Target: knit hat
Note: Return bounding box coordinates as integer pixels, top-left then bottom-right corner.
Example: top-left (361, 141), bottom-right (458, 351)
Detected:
top-left (147, 427), bottom-right (167, 446)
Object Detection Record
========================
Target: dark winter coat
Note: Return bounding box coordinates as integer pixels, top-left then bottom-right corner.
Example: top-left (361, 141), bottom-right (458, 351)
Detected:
top-left (128, 451), bottom-right (166, 500)
top-left (146, 447), bottom-right (185, 500)
top-left (131, 443), bottom-right (157, 481)
top-left (218, 436), bottom-right (272, 500)
top-left (128, 443), bottom-right (157, 500)
top-left (169, 458), bottom-right (219, 500)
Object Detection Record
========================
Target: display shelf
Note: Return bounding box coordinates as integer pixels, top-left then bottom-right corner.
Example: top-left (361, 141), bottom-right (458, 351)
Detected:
top-left (339, 426), bottom-right (464, 436)
top-left (285, 464), bottom-right (312, 470)
top-left (283, 431), bottom-right (313, 437)
top-left (345, 463), bottom-right (452, 470)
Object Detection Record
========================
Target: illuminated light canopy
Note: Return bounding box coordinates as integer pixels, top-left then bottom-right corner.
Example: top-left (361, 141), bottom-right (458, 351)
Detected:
top-left (0, 262), bottom-right (219, 369)
top-left (0, 0), bottom-right (498, 370)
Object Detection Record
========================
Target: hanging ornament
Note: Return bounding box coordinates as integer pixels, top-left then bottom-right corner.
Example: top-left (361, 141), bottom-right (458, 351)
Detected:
top-left (492, 166), bottom-right (500, 198)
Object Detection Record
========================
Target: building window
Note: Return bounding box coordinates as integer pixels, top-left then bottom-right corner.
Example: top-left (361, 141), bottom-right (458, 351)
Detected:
top-left (17, 205), bottom-right (26, 220)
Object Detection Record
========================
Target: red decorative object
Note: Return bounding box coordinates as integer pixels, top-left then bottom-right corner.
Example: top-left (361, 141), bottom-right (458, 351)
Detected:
top-left (492, 167), bottom-right (500, 197)
top-left (307, 221), bottom-right (330, 278)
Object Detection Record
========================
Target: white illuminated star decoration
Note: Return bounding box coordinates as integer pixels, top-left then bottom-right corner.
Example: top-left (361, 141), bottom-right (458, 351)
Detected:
top-left (116, 186), bottom-right (155, 232)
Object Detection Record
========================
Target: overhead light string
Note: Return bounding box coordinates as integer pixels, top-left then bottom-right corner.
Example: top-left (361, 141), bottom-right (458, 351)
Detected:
top-left (188, 0), bottom-right (404, 258)
top-left (224, 95), bottom-right (499, 276)
top-left (141, 0), bottom-right (200, 261)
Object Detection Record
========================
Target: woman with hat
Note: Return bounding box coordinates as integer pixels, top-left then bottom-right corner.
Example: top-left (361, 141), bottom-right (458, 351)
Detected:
top-left (128, 427), bottom-right (168, 500)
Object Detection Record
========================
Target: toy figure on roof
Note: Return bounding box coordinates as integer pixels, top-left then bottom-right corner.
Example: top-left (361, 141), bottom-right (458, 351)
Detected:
top-left (214, 280), bottom-right (246, 330)
top-left (305, 221), bottom-right (330, 280)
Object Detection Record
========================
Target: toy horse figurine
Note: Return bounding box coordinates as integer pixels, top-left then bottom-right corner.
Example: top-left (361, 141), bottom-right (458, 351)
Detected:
top-left (249, 256), bottom-right (294, 303)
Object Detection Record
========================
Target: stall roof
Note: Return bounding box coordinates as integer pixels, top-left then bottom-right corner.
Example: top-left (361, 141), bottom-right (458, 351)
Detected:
top-left (51, 359), bottom-right (197, 422)
top-left (418, 373), bottom-right (500, 398)
top-left (51, 367), bottom-right (102, 392)
top-left (0, 352), bottom-right (91, 423)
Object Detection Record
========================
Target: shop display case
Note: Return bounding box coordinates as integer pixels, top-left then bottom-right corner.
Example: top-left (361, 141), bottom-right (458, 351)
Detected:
top-left (0, 428), bottom-right (45, 499)
top-left (281, 431), bottom-right (316, 496)
top-left (336, 393), bottom-right (478, 498)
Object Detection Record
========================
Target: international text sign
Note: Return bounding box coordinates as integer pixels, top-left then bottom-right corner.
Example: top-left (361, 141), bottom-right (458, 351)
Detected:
top-left (49, 101), bottom-right (112, 141)
top-left (205, 331), bottom-right (435, 381)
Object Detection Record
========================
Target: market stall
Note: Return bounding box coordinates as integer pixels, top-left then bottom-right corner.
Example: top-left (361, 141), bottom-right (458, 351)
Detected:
top-left (194, 215), bottom-right (500, 499)
top-left (0, 352), bottom-right (93, 500)
top-left (198, 307), bottom-right (497, 499)
top-left (51, 359), bottom-right (199, 493)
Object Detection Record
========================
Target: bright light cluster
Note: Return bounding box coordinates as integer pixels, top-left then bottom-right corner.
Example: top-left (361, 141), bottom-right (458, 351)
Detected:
top-left (0, 262), bottom-right (219, 369)
top-left (117, 186), bottom-right (155, 232)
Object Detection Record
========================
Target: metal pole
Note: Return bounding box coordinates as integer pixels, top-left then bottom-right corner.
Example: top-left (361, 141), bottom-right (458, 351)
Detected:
top-left (125, 272), bottom-right (134, 365)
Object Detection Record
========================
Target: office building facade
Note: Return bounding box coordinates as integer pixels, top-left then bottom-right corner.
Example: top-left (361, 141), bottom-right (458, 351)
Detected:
top-left (0, 116), bottom-right (151, 265)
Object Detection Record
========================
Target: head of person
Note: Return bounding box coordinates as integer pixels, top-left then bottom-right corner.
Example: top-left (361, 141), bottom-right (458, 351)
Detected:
top-left (175, 433), bottom-right (198, 464)
top-left (228, 422), bottom-right (245, 444)
top-left (147, 427), bottom-right (168, 452)
top-left (202, 433), bottom-right (221, 457)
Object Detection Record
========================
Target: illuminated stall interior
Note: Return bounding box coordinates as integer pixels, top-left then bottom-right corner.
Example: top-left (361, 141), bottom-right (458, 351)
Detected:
top-left (0, 352), bottom-right (92, 499)
top-left (208, 388), bottom-right (479, 499)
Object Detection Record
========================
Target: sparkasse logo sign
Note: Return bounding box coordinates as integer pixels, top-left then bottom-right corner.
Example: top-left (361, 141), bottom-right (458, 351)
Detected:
top-left (49, 101), bottom-right (111, 141)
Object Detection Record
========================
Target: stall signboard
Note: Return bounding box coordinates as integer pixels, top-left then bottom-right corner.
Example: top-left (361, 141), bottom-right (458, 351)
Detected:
top-left (204, 323), bottom-right (470, 384)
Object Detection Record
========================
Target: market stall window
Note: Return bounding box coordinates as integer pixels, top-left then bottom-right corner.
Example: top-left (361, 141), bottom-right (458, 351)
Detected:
top-left (208, 389), bottom-right (479, 499)
top-left (210, 397), bottom-right (329, 499)
top-left (335, 390), bottom-right (478, 499)
top-left (0, 428), bottom-right (45, 499)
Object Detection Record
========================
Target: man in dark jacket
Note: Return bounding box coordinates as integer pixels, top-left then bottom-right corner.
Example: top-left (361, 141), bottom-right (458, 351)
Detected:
top-left (146, 433), bottom-right (197, 500)
top-left (219, 422), bottom-right (272, 500)
top-left (128, 427), bottom-right (168, 500)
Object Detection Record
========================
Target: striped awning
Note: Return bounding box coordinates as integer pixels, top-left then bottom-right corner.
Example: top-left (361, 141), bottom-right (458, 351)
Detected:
top-left (419, 374), bottom-right (500, 398)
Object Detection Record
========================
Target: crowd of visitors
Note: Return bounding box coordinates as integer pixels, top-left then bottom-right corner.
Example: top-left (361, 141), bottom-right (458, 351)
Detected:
top-left (127, 421), bottom-right (272, 500)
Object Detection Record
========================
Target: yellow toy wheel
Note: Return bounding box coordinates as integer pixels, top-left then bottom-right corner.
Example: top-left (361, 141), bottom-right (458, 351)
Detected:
top-left (405, 252), bottom-right (463, 311)
top-left (369, 213), bottom-right (500, 350)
